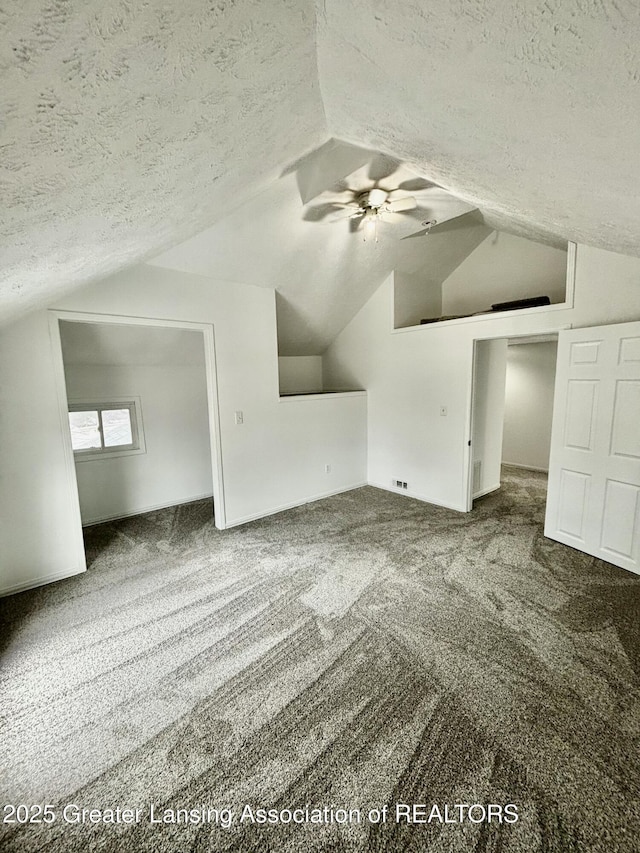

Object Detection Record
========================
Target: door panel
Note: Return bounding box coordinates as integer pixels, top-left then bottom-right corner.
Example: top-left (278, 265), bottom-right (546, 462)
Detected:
top-left (556, 469), bottom-right (590, 541)
top-left (564, 380), bottom-right (598, 450)
top-left (619, 336), bottom-right (640, 363)
top-left (569, 340), bottom-right (601, 364)
top-left (610, 381), bottom-right (640, 458)
top-left (545, 321), bottom-right (640, 574)
top-left (600, 480), bottom-right (639, 558)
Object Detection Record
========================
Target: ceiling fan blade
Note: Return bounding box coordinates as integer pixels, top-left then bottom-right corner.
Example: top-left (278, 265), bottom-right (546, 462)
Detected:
top-left (326, 206), bottom-right (363, 223)
top-left (304, 200), bottom-right (361, 222)
top-left (386, 196), bottom-right (417, 213)
top-left (378, 211), bottom-right (406, 225)
top-left (322, 208), bottom-right (365, 227)
top-left (320, 182), bottom-right (360, 198)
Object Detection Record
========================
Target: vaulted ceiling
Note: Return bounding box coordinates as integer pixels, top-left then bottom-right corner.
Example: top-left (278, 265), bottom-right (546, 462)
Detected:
top-left (2, 1), bottom-right (639, 349)
top-left (148, 142), bottom-right (492, 353)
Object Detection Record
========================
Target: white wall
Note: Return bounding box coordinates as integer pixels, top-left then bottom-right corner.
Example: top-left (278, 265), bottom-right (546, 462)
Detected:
top-left (323, 244), bottom-right (640, 513)
top-left (441, 232), bottom-right (568, 316)
top-left (323, 279), bottom-right (477, 509)
top-left (3, 243), bottom-right (639, 595)
top-left (0, 312), bottom-right (85, 594)
top-left (393, 271), bottom-right (442, 329)
top-left (65, 363), bottom-right (213, 524)
top-left (278, 356), bottom-right (323, 394)
top-left (391, 217), bottom-right (492, 329)
top-left (502, 341), bottom-right (558, 471)
top-left (472, 339), bottom-right (507, 498)
top-left (0, 265), bottom-right (367, 595)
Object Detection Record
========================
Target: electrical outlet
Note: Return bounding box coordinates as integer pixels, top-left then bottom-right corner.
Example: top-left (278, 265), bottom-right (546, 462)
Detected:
top-left (234, 411), bottom-right (243, 425)
top-left (393, 479), bottom-right (408, 490)
top-left (325, 464), bottom-right (331, 473)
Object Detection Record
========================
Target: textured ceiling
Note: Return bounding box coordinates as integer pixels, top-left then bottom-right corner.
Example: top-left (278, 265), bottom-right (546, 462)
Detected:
top-left (149, 142), bottom-right (487, 353)
top-left (2, 0), bottom-right (640, 342)
top-left (317, 0), bottom-right (640, 253)
top-left (0, 0), bottom-right (325, 318)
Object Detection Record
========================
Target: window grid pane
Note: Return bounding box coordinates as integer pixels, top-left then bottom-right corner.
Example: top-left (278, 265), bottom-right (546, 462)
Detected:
top-left (101, 408), bottom-right (133, 447)
top-left (68, 411), bottom-right (102, 451)
top-left (69, 401), bottom-right (140, 456)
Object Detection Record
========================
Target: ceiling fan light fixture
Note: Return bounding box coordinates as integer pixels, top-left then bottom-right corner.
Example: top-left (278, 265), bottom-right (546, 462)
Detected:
top-left (363, 209), bottom-right (379, 243)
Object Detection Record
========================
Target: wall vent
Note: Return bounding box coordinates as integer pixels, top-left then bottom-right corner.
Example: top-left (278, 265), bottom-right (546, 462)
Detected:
top-left (473, 459), bottom-right (482, 494)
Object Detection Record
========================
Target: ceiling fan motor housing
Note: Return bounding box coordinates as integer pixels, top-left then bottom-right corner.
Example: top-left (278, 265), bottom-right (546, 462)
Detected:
top-left (360, 189), bottom-right (388, 209)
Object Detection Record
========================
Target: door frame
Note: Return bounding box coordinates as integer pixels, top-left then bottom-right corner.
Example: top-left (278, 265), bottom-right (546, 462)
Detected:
top-left (48, 310), bottom-right (227, 569)
top-left (465, 329), bottom-right (567, 512)
top-left (462, 242), bottom-right (577, 511)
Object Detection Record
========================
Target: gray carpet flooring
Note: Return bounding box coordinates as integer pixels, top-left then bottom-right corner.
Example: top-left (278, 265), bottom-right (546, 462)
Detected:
top-left (1, 467), bottom-right (639, 852)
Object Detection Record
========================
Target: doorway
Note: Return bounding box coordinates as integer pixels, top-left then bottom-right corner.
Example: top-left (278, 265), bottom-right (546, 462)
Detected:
top-left (50, 310), bottom-right (226, 571)
top-left (502, 336), bottom-right (559, 472)
top-left (467, 333), bottom-right (559, 510)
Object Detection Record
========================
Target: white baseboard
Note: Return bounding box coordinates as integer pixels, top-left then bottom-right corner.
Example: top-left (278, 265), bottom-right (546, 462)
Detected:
top-left (502, 462), bottom-right (549, 473)
top-left (81, 493), bottom-right (214, 527)
top-left (0, 564), bottom-right (86, 598)
top-left (367, 481), bottom-right (466, 513)
top-left (473, 483), bottom-right (501, 499)
top-left (225, 483), bottom-right (368, 528)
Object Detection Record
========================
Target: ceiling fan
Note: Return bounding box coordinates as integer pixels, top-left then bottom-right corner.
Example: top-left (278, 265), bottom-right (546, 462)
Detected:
top-left (303, 163), bottom-right (475, 242)
top-left (326, 188), bottom-right (435, 242)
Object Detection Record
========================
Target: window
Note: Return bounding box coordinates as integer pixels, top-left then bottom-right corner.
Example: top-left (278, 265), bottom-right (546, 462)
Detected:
top-left (68, 399), bottom-right (145, 459)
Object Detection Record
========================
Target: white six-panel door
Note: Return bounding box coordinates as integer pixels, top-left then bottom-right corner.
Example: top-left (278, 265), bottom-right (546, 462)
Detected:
top-left (544, 321), bottom-right (640, 575)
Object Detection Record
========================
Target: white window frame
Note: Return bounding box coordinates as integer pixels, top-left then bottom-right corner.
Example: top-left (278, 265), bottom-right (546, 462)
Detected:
top-left (68, 396), bottom-right (146, 461)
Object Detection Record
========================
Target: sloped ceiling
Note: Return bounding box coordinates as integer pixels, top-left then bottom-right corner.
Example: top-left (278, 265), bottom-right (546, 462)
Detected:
top-left (149, 142), bottom-right (487, 353)
top-left (2, 1), bottom-right (640, 347)
top-left (0, 0), bottom-right (325, 318)
top-left (317, 0), bottom-right (640, 251)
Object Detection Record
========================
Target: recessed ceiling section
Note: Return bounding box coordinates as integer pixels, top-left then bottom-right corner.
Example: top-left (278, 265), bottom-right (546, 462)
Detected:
top-left (150, 140), bottom-right (488, 354)
top-left (302, 155), bottom-right (477, 241)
